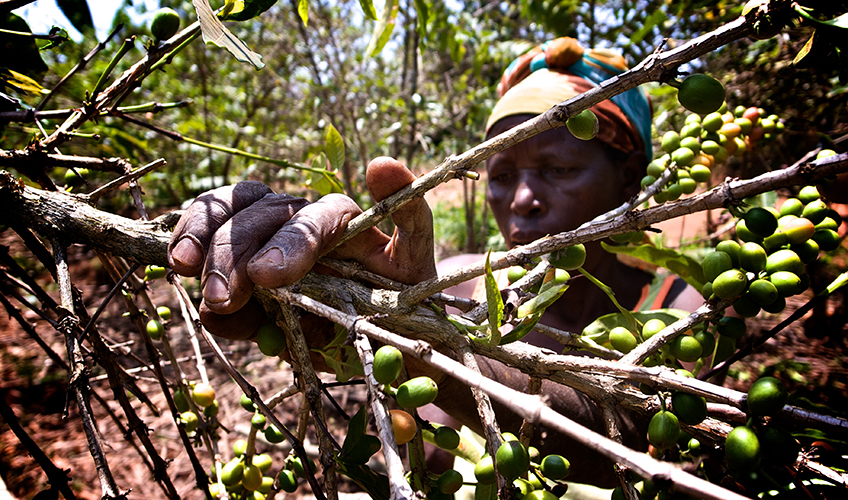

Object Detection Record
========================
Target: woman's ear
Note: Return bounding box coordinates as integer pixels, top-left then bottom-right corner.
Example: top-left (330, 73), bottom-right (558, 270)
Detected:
top-left (621, 149), bottom-right (648, 199)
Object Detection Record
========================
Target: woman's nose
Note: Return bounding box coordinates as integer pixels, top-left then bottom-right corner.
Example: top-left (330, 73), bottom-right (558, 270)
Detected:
top-left (510, 174), bottom-right (547, 216)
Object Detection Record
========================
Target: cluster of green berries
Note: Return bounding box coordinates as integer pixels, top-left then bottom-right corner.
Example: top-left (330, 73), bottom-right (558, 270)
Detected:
top-left (604, 316), bottom-right (715, 370)
top-left (173, 382), bottom-right (218, 436)
top-left (373, 345), bottom-right (439, 409)
top-left (236, 394), bottom-right (285, 443)
top-left (701, 181), bottom-right (843, 318)
top-left (506, 243), bottom-right (587, 287)
top-left (448, 434), bottom-right (570, 500)
top-left (725, 376), bottom-right (799, 474)
top-left (643, 103), bottom-right (786, 204)
top-left (647, 370), bottom-right (709, 456)
top-left (643, 375), bottom-right (797, 497)
top-left (142, 265), bottom-right (172, 340)
top-left (210, 440), bottom-right (313, 499)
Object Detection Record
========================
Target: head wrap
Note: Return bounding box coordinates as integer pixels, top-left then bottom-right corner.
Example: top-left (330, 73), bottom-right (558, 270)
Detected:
top-left (487, 37), bottom-right (653, 157)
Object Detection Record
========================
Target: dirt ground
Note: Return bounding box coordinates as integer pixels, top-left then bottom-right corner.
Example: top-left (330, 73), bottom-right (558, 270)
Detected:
top-left (2, 185), bottom-right (848, 500)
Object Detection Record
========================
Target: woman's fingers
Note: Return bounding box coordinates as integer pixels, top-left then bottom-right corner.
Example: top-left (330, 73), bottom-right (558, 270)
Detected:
top-left (196, 192), bottom-right (308, 314)
top-left (168, 181), bottom-right (275, 276)
top-left (247, 193), bottom-right (364, 287)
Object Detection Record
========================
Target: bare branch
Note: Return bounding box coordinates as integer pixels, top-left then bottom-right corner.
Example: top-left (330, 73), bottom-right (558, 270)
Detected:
top-left (272, 288), bottom-right (752, 500)
top-left (0, 397), bottom-right (77, 500)
top-left (0, 171), bottom-right (173, 265)
top-left (52, 240), bottom-right (125, 499)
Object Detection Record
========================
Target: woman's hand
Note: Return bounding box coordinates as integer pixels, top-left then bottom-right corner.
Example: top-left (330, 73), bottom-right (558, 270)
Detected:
top-left (167, 157), bottom-right (436, 340)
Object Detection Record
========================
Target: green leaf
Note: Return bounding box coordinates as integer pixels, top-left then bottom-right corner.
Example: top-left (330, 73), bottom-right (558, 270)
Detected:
top-left (413, 0), bottom-right (428, 42)
top-left (602, 242), bottom-right (706, 290)
top-left (475, 482), bottom-right (497, 500)
top-left (305, 153), bottom-right (344, 195)
top-left (628, 9), bottom-right (666, 46)
top-left (364, 0), bottom-right (397, 58)
top-left (516, 269), bottom-right (569, 319)
top-left (193, 0), bottom-right (265, 70)
top-left (795, 6), bottom-right (848, 31)
top-left (324, 123), bottom-right (345, 173)
top-left (223, 0), bottom-right (279, 21)
top-left (342, 406), bottom-right (368, 452)
top-left (582, 309), bottom-right (690, 342)
top-left (484, 251), bottom-right (503, 347)
top-left (334, 459), bottom-right (390, 500)
top-left (55, 0), bottom-right (94, 34)
top-left (421, 426), bottom-right (483, 464)
top-left (499, 312), bottom-right (542, 345)
top-left (358, 0), bottom-right (378, 21)
top-left (325, 323), bottom-right (349, 349)
top-left (312, 345), bottom-right (363, 382)
top-left (826, 272), bottom-right (848, 295)
top-left (297, 0), bottom-right (309, 26)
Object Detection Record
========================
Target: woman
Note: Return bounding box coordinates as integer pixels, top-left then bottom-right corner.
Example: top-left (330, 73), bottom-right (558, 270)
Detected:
top-left (168, 37), bottom-right (701, 486)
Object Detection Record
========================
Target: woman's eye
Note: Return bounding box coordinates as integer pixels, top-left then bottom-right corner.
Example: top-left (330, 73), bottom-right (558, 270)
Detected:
top-left (490, 171), bottom-right (514, 184)
top-left (545, 166), bottom-right (575, 177)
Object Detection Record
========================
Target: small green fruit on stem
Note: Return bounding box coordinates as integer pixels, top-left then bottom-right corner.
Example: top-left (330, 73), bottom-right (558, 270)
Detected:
top-left (566, 109), bottom-right (599, 140)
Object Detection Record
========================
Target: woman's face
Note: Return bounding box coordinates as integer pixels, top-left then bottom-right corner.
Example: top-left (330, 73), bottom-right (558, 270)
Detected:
top-left (486, 115), bottom-right (642, 249)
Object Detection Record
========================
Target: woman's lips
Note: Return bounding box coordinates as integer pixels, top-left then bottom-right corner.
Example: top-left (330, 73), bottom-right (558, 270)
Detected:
top-left (508, 229), bottom-right (548, 247)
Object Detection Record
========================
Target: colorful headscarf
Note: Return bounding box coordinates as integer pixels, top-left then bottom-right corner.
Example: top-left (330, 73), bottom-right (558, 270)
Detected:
top-left (487, 37), bottom-right (653, 157)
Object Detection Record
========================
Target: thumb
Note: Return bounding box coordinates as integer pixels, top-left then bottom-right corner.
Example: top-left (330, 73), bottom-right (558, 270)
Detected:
top-left (366, 156), bottom-right (430, 234)
top-left (335, 157), bottom-right (436, 284)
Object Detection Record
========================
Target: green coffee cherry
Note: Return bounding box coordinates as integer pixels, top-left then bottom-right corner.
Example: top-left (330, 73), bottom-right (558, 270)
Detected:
top-left (495, 440), bottom-right (530, 481)
top-left (395, 376), bottom-right (439, 408)
top-left (372, 345), bottom-right (404, 385)
top-left (648, 410), bottom-right (680, 450)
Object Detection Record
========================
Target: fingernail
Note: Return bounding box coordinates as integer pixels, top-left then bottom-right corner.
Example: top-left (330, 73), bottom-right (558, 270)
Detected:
top-left (203, 273), bottom-right (229, 304)
top-left (253, 248), bottom-right (285, 269)
top-left (171, 238), bottom-right (202, 268)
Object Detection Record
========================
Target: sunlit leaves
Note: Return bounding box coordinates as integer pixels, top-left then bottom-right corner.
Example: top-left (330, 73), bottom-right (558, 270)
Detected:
top-left (324, 123), bottom-right (345, 173)
top-left (359, 0), bottom-right (378, 21)
top-left (0, 68), bottom-right (44, 94)
top-left (221, 0), bottom-right (279, 21)
top-left (297, 0), bottom-right (309, 26)
top-left (306, 151), bottom-right (344, 195)
top-left (193, 0), bottom-right (265, 69)
top-left (364, 0), bottom-right (397, 58)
